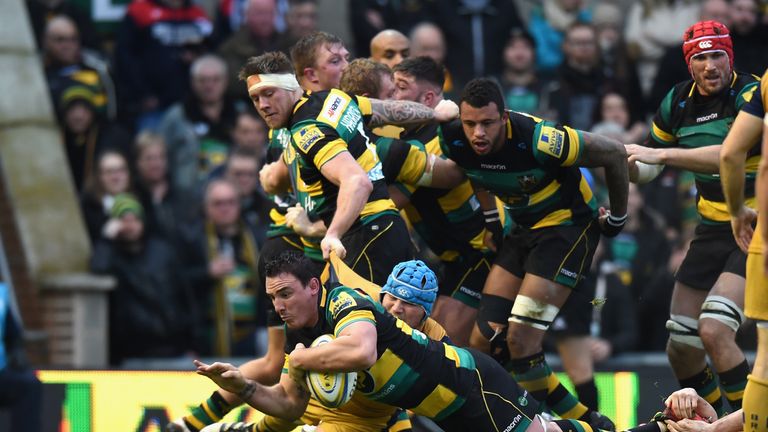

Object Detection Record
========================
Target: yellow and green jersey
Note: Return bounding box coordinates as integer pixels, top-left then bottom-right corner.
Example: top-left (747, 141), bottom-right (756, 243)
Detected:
top-left (265, 128), bottom-right (298, 238)
top-left (648, 71), bottom-right (759, 224)
top-left (288, 89), bottom-right (398, 228)
top-left (439, 112), bottom-right (597, 229)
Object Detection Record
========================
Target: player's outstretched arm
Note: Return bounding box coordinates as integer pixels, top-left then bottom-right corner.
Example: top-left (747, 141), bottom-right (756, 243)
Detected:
top-left (289, 321), bottom-right (378, 373)
top-left (720, 110), bottom-right (762, 252)
top-left (578, 132), bottom-right (629, 233)
top-left (625, 143), bottom-right (722, 174)
top-left (367, 98), bottom-right (459, 127)
top-left (194, 360), bottom-right (309, 421)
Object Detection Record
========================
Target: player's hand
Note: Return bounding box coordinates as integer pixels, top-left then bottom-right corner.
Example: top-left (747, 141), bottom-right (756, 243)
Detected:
top-left (730, 206), bottom-right (756, 253)
top-left (664, 388), bottom-right (717, 422)
top-left (626, 144), bottom-right (664, 165)
top-left (286, 204), bottom-right (322, 237)
top-left (321, 235), bottom-right (346, 260)
top-left (598, 207), bottom-right (627, 237)
top-left (627, 158), bottom-right (640, 183)
top-left (259, 162), bottom-right (281, 194)
top-left (287, 343), bottom-right (309, 392)
top-left (665, 419), bottom-right (713, 432)
top-left (434, 99), bottom-right (460, 122)
top-left (193, 360), bottom-right (247, 395)
top-left (483, 208), bottom-right (504, 252)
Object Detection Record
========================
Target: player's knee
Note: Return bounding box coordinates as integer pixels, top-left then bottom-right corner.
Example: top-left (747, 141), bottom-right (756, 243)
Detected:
top-left (474, 294), bottom-right (514, 346)
top-left (666, 314), bottom-right (704, 358)
top-left (699, 295), bottom-right (745, 338)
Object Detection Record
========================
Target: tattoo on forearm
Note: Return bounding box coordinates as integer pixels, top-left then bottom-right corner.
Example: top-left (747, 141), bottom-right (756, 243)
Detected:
top-left (237, 382), bottom-right (256, 400)
top-left (369, 99), bottom-right (434, 127)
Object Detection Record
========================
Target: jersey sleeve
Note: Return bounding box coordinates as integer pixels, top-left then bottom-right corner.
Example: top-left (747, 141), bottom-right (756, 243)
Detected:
top-left (740, 74), bottom-right (766, 119)
top-left (291, 123), bottom-right (348, 170)
top-left (531, 120), bottom-right (583, 167)
top-left (326, 286), bottom-right (377, 338)
top-left (354, 95), bottom-right (374, 124)
top-left (421, 318), bottom-right (450, 343)
top-left (736, 80), bottom-right (759, 112)
top-left (647, 88), bottom-right (677, 148)
top-left (436, 120), bottom-right (465, 161)
top-left (375, 137), bottom-right (428, 184)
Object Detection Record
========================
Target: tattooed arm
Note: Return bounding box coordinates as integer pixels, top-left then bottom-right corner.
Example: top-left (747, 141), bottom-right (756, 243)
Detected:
top-left (367, 99), bottom-right (459, 127)
top-left (578, 131), bottom-right (629, 218)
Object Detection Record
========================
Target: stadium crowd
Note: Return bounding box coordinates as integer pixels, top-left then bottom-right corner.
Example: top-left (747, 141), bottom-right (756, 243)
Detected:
top-left (11, 0), bottom-right (768, 430)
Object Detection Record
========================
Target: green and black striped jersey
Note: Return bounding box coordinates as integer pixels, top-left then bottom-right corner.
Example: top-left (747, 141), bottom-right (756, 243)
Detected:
top-left (440, 111), bottom-right (597, 229)
top-left (648, 71), bottom-right (759, 224)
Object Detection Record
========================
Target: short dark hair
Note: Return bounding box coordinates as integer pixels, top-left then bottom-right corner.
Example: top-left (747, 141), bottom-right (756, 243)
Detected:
top-left (460, 78), bottom-right (505, 115)
top-left (392, 56), bottom-right (445, 90)
top-left (290, 31), bottom-right (344, 76)
top-left (238, 51), bottom-right (293, 82)
top-left (265, 251), bottom-right (317, 286)
top-left (340, 58), bottom-right (392, 97)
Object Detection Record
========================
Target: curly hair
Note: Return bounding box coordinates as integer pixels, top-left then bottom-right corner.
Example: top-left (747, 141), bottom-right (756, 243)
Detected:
top-left (460, 78), bottom-right (505, 115)
top-left (339, 58), bottom-right (392, 97)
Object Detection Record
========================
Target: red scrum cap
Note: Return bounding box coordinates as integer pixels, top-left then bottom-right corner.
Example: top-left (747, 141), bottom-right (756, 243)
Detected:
top-left (682, 20), bottom-right (734, 73)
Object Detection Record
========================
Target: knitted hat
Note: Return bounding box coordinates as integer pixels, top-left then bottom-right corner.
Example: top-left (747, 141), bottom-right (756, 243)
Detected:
top-left (682, 20), bottom-right (733, 73)
top-left (381, 260), bottom-right (438, 321)
top-left (59, 84), bottom-right (99, 111)
top-left (110, 193), bottom-right (144, 220)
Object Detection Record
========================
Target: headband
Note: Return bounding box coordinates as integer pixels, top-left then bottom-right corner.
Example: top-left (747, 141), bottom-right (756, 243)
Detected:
top-left (246, 73), bottom-right (301, 94)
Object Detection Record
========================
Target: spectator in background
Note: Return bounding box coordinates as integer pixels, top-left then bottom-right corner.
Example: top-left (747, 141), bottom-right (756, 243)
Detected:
top-left (81, 150), bottom-right (133, 243)
top-left (428, 0), bottom-right (524, 90)
top-left (545, 22), bottom-right (612, 130)
top-left (592, 1), bottom-right (646, 121)
top-left (91, 194), bottom-right (201, 365)
top-left (730, 0), bottom-right (768, 75)
top-left (43, 15), bottom-right (116, 121)
top-left (527, 0), bottom-right (591, 77)
top-left (223, 148), bottom-right (272, 247)
top-left (591, 92), bottom-right (648, 144)
top-left (0, 283), bottom-right (42, 432)
top-left (496, 28), bottom-right (552, 118)
top-left (115, 0), bottom-right (212, 130)
top-left (409, 22), bottom-right (454, 97)
top-left (232, 110), bottom-right (268, 161)
top-left (277, 0), bottom-right (318, 53)
top-left (58, 85), bottom-right (131, 191)
top-left (649, 0), bottom-right (730, 109)
top-left (218, 0), bottom-right (281, 102)
top-left (177, 180), bottom-right (263, 357)
top-left (26, 0), bottom-right (99, 51)
top-left (625, 0), bottom-right (701, 95)
top-left (133, 132), bottom-right (199, 242)
top-left (160, 54), bottom-right (239, 197)
top-left (370, 29), bottom-right (410, 69)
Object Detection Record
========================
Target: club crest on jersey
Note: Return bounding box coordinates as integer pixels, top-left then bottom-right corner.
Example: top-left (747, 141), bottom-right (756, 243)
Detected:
top-left (330, 291), bottom-right (357, 317)
top-left (296, 125), bottom-right (324, 151)
top-left (537, 126), bottom-right (564, 158)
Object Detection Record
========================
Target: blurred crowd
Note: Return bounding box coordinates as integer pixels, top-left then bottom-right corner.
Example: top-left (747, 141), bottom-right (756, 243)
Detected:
top-left (27, 0), bottom-right (768, 365)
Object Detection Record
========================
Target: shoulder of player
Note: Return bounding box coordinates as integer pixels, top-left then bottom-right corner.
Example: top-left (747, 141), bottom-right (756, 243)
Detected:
top-left (294, 89), bottom-right (362, 128)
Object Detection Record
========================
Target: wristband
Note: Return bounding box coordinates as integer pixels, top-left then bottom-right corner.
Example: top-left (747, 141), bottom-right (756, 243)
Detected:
top-left (483, 209), bottom-right (500, 223)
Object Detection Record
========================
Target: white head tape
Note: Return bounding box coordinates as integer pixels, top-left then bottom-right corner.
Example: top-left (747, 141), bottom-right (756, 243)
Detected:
top-left (247, 73), bottom-right (301, 94)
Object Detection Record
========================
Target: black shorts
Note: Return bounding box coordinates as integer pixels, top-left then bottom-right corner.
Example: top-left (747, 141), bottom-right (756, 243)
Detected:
top-left (438, 348), bottom-right (540, 432)
top-left (494, 221), bottom-right (601, 289)
top-left (341, 213), bottom-right (414, 286)
top-left (439, 252), bottom-right (493, 309)
top-left (676, 223), bottom-right (747, 291)
top-left (548, 272), bottom-right (596, 338)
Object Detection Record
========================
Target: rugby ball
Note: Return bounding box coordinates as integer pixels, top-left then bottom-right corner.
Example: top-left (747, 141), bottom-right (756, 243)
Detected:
top-left (305, 334), bottom-right (357, 408)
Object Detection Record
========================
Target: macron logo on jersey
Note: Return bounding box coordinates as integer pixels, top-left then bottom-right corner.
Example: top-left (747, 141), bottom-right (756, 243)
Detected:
top-left (696, 113), bottom-right (718, 123)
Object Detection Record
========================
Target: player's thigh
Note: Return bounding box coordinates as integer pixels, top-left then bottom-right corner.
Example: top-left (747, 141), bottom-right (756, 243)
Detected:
top-left (438, 253), bottom-right (492, 309)
top-left (342, 214), bottom-right (413, 285)
top-left (669, 282), bottom-right (709, 317)
top-left (676, 224), bottom-right (744, 291)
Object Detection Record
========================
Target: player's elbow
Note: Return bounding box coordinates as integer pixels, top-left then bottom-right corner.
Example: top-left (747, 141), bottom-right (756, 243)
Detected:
top-left (348, 172), bottom-right (373, 195)
top-left (351, 343), bottom-right (378, 369)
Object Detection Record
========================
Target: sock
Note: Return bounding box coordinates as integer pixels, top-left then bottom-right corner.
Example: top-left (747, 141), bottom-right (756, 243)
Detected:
top-left (575, 379), bottom-right (599, 412)
top-left (678, 365), bottom-right (724, 417)
top-left (551, 419), bottom-right (596, 431)
top-left (183, 391), bottom-right (236, 431)
top-left (508, 351), bottom-right (589, 420)
top-left (744, 374), bottom-right (768, 432)
top-left (718, 359), bottom-right (750, 410)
